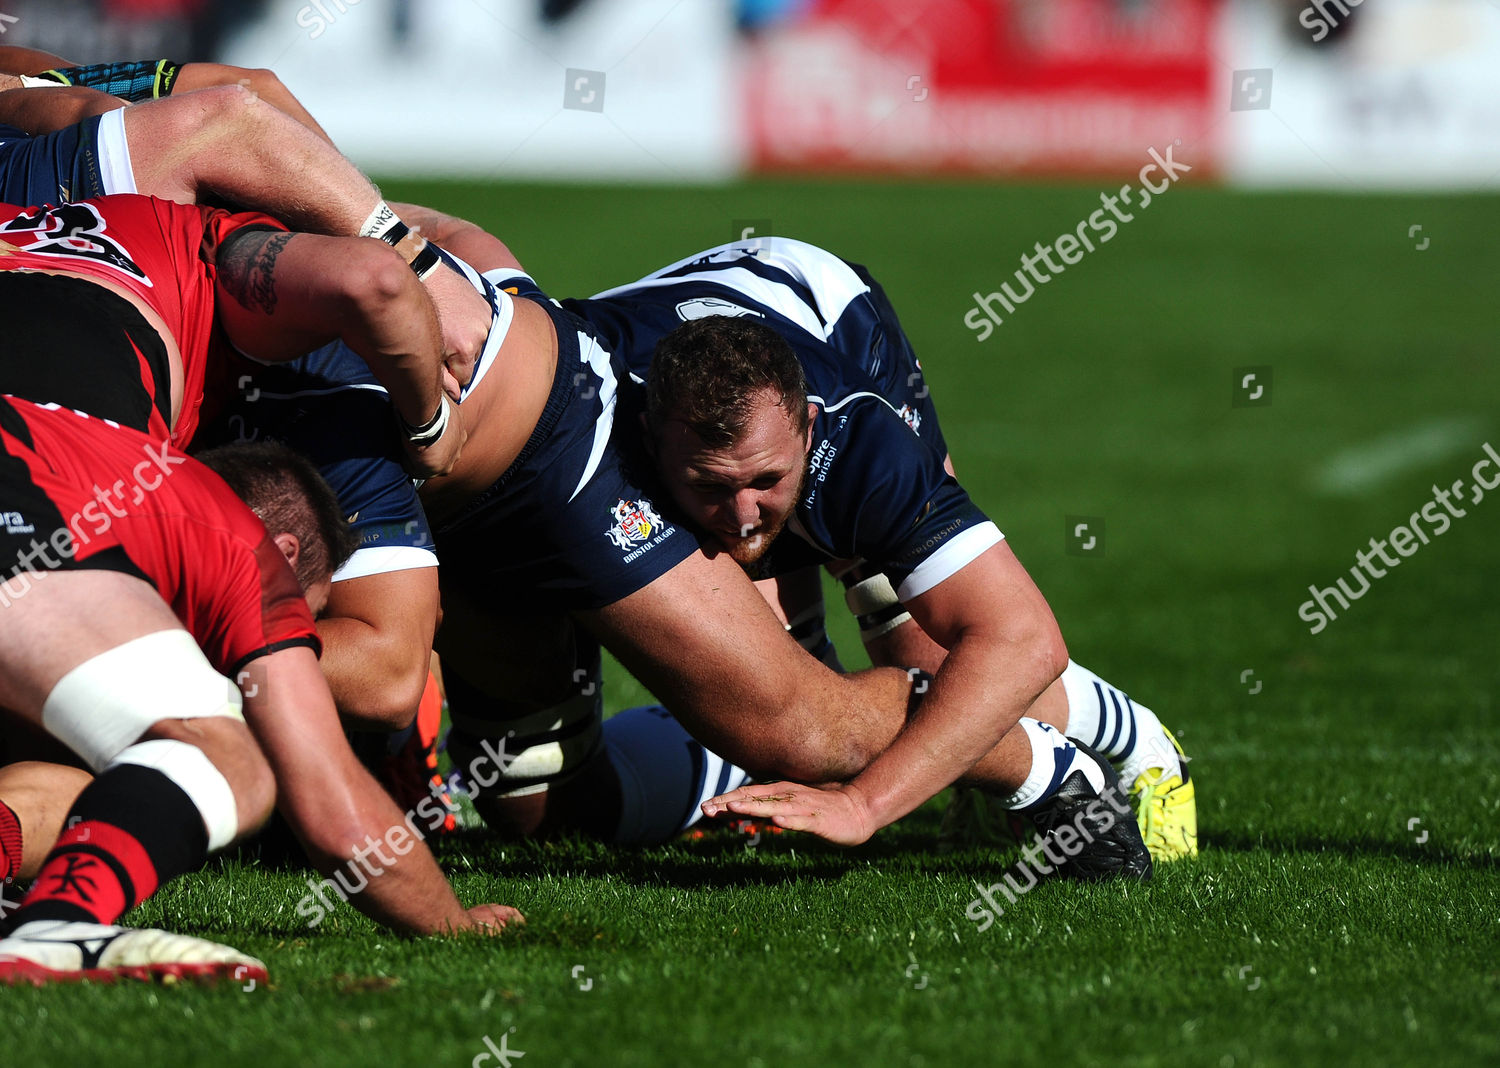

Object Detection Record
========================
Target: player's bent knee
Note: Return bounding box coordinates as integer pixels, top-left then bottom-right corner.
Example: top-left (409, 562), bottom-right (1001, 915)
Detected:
top-left (604, 705), bottom-right (752, 844)
top-left (143, 717), bottom-right (275, 840)
top-left (108, 734), bottom-right (264, 850)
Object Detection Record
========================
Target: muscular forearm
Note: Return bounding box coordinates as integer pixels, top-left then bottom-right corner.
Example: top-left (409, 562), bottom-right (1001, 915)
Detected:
top-left (338, 259), bottom-right (448, 428)
top-left (842, 633), bottom-right (1062, 831)
top-left (864, 617), bottom-right (948, 674)
top-left (295, 779), bottom-right (474, 936)
top-left (0, 84), bottom-right (122, 133)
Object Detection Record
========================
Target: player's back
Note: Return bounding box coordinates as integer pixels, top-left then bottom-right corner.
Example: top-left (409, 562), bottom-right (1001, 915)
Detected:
top-left (0, 194), bottom-right (280, 448)
top-left (0, 396), bottom-right (313, 676)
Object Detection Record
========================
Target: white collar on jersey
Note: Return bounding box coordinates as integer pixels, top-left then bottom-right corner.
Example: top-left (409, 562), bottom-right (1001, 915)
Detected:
top-left (440, 252), bottom-right (516, 403)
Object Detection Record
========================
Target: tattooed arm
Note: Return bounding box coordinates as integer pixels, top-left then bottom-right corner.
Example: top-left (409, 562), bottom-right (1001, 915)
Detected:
top-left (213, 227), bottom-right (467, 476)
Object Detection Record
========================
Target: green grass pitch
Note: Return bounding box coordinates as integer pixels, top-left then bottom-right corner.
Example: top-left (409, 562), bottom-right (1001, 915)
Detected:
top-left (5, 180), bottom-right (1497, 1066)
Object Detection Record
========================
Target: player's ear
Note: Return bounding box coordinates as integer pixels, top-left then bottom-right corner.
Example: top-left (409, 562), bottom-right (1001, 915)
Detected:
top-left (272, 531), bottom-right (302, 574)
top-left (805, 403), bottom-right (817, 450)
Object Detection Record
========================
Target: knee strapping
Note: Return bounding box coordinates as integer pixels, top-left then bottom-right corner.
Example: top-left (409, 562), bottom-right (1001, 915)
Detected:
top-left (41, 629), bottom-right (244, 772)
top-left (107, 738), bottom-right (240, 851)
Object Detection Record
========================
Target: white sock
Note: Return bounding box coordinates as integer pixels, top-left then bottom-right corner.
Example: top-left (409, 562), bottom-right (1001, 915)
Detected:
top-left (997, 718), bottom-right (1105, 811)
top-left (1058, 659), bottom-right (1179, 786)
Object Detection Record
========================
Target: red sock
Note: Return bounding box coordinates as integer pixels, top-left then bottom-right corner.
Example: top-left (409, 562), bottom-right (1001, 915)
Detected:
top-left (18, 820), bottom-right (160, 927)
top-left (0, 799), bottom-right (22, 885)
top-left (1, 763), bottom-right (206, 934)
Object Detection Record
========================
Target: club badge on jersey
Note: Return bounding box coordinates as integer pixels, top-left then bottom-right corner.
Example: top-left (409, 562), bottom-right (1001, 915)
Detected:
top-left (605, 498), bottom-right (670, 560)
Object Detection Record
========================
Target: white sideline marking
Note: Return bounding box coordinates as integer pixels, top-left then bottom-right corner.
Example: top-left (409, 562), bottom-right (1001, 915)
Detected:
top-left (1310, 417), bottom-right (1487, 497)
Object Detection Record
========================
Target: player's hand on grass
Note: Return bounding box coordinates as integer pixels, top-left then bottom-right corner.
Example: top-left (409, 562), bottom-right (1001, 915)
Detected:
top-left (423, 263), bottom-right (489, 388)
top-left (402, 394), bottom-right (467, 478)
top-left (701, 781), bottom-right (877, 847)
top-left (463, 904), bottom-right (525, 933)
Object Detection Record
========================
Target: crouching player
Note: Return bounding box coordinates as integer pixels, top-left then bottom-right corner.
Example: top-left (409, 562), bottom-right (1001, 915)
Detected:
top-left (568, 238), bottom-right (1195, 861)
top-left (0, 406), bottom-right (518, 985)
top-left (391, 211), bottom-right (1148, 878)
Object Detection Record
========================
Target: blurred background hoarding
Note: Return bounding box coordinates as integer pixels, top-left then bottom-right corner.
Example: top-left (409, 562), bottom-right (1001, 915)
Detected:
top-left (4, 0), bottom-right (1500, 187)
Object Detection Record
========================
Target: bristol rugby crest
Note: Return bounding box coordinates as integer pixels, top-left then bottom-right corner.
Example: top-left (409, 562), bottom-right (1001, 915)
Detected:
top-left (605, 498), bottom-right (665, 550)
top-left (896, 404), bottom-right (922, 434)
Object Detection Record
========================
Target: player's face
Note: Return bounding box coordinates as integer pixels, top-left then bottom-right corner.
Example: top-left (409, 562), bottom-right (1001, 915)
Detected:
top-left (655, 391), bottom-right (814, 566)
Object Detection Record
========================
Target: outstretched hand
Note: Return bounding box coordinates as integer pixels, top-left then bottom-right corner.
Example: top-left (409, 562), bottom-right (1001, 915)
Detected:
top-left (462, 903), bottom-right (525, 934)
top-left (701, 781), bottom-right (877, 847)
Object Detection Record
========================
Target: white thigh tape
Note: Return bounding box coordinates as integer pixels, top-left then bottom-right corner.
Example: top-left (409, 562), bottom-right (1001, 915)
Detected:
top-left (42, 629), bottom-right (245, 771)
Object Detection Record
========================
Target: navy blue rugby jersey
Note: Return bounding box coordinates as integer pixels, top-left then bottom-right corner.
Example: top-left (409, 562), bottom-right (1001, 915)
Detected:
top-left (501, 238), bottom-right (1003, 600)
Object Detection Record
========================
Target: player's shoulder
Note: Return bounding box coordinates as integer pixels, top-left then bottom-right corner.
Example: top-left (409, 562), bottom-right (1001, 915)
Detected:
top-left (803, 348), bottom-right (902, 436)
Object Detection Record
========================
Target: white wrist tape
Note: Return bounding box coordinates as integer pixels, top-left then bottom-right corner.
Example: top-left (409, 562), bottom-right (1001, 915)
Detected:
top-left (358, 199), bottom-right (401, 241)
top-left (401, 395), bottom-right (450, 448)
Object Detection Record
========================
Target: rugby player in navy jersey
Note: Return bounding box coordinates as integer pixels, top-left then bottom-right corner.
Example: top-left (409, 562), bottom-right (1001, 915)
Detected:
top-left (482, 236), bottom-right (1193, 863)
top-left (381, 208), bottom-right (1153, 878)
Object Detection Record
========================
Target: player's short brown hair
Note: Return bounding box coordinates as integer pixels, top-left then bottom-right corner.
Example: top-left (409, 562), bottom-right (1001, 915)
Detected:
top-left (645, 316), bottom-right (809, 449)
top-left (194, 441), bottom-right (358, 589)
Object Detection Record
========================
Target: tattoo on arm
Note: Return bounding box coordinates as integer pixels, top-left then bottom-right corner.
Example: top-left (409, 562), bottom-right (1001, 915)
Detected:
top-left (217, 229), bottom-right (293, 315)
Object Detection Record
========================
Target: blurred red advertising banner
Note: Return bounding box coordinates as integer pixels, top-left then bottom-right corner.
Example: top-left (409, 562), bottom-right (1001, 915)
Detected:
top-left (745, 0), bottom-right (1221, 176)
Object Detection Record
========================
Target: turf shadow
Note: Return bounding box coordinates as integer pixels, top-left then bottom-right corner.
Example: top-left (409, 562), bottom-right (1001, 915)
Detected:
top-left (1205, 829), bottom-right (1500, 872)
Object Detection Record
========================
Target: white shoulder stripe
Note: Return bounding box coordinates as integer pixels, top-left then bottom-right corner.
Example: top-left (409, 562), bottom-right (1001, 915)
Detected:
top-left (807, 390), bottom-right (903, 417)
top-left (568, 331), bottom-right (619, 503)
top-left (251, 383), bottom-right (388, 400)
top-left (591, 238), bottom-right (869, 343)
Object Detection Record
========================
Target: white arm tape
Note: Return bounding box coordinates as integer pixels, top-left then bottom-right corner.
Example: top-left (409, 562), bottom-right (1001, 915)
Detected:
top-left (844, 573), bottom-right (913, 640)
top-left (845, 573), bottom-right (900, 615)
